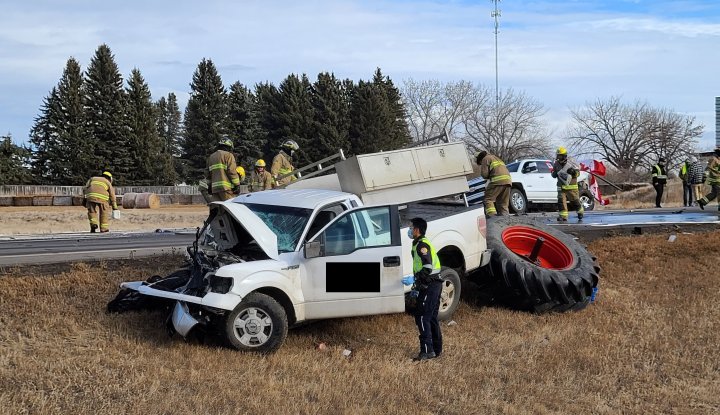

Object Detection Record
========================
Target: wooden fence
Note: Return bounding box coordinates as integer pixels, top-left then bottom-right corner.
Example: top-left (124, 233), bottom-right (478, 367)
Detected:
top-left (0, 185), bottom-right (200, 196)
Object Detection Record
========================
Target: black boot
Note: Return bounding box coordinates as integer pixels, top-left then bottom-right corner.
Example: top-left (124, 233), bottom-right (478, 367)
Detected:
top-left (90, 224), bottom-right (97, 233)
top-left (413, 351), bottom-right (436, 361)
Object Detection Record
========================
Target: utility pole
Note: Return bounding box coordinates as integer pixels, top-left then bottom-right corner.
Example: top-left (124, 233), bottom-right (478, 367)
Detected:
top-left (491, 0), bottom-right (501, 107)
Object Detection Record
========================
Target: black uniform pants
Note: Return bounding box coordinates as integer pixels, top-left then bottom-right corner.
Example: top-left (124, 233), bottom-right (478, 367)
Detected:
top-left (414, 280), bottom-right (443, 356)
top-left (653, 183), bottom-right (664, 207)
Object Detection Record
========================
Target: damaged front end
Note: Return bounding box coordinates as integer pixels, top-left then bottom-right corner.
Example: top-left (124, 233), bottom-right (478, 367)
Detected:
top-left (108, 202), bottom-right (279, 339)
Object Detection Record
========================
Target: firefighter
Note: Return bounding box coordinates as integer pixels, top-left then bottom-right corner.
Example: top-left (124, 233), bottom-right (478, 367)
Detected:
top-left (401, 217), bottom-right (443, 361)
top-left (249, 159), bottom-right (274, 192)
top-left (83, 171), bottom-right (118, 233)
top-left (206, 136), bottom-right (241, 201)
top-left (552, 147), bottom-right (583, 222)
top-left (651, 157), bottom-right (668, 208)
top-left (271, 139), bottom-right (299, 186)
top-left (697, 147), bottom-right (720, 211)
top-left (476, 150), bottom-right (512, 217)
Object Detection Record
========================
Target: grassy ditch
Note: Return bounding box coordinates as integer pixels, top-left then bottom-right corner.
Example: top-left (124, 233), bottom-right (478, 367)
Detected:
top-left (1, 232), bottom-right (718, 414)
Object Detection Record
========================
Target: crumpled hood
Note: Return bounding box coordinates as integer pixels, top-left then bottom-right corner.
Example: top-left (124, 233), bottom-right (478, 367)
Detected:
top-left (209, 201), bottom-right (279, 260)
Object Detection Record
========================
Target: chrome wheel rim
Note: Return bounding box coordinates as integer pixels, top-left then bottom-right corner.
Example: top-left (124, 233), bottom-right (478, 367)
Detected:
top-left (233, 307), bottom-right (273, 347)
top-left (439, 279), bottom-right (456, 313)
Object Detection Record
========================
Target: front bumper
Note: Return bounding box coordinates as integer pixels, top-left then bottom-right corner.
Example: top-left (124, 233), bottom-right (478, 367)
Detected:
top-left (120, 281), bottom-right (242, 311)
top-left (171, 301), bottom-right (200, 337)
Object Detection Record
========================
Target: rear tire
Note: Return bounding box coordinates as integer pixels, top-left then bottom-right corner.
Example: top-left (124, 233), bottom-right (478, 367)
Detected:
top-left (437, 267), bottom-right (461, 321)
top-left (509, 188), bottom-right (527, 214)
top-left (580, 189), bottom-right (595, 211)
top-left (225, 293), bottom-right (288, 354)
top-left (486, 216), bottom-right (600, 313)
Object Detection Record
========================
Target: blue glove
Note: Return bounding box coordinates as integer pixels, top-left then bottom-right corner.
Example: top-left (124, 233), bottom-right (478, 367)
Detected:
top-left (401, 275), bottom-right (415, 286)
top-left (409, 290), bottom-right (419, 298)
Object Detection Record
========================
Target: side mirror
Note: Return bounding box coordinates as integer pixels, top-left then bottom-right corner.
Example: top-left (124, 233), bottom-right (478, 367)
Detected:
top-left (304, 239), bottom-right (324, 259)
top-left (523, 162), bottom-right (538, 173)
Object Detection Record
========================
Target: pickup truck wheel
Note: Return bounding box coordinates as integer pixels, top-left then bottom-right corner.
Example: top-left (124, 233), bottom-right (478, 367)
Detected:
top-left (486, 216), bottom-right (599, 313)
top-left (438, 267), bottom-right (461, 321)
top-left (579, 190), bottom-right (595, 211)
top-left (225, 293), bottom-right (288, 354)
top-left (509, 188), bottom-right (527, 214)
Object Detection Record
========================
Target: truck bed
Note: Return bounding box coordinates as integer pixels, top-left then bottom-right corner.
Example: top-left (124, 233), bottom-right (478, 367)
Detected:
top-left (399, 199), bottom-right (483, 224)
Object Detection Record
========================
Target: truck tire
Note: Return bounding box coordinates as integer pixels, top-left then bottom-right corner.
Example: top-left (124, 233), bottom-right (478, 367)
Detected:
top-left (225, 292), bottom-right (288, 354)
top-left (438, 267), bottom-right (461, 321)
top-left (509, 187), bottom-right (527, 214)
top-left (579, 189), bottom-right (595, 211)
top-left (486, 216), bottom-right (599, 313)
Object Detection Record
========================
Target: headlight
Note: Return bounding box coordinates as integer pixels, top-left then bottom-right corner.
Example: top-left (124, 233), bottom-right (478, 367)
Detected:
top-left (209, 274), bottom-right (233, 294)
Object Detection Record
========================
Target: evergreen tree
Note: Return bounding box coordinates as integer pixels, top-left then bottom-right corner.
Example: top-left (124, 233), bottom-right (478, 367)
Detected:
top-left (348, 79), bottom-right (394, 154)
top-left (29, 87), bottom-right (61, 184)
top-left (156, 93), bottom-right (184, 183)
top-left (310, 72), bottom-right (351, 161)
top-left (227, 82), bottom-right (263, 169)
top-left (372, 68), bottom-right (411, 150)
top-left (126, 68), bottom-right (170, 185)
top-left (0, 135), bottom-right (32, 185)
top-left (181, 58), bottom-right (228, 182)
top-left (57, 57), bottom-right (91, 184)
top-left (273, 73), bottom-right (314, 165)
top-left (84, 44), bottom-right (130, 184)
top-left (255, 82), bottom-right (283, 161)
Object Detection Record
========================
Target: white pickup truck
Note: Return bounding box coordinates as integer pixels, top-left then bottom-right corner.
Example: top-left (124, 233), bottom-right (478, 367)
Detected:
top-left (118, 144), bottom-right (490, 353)
top-left (466, 159), bottom-right (595, 214)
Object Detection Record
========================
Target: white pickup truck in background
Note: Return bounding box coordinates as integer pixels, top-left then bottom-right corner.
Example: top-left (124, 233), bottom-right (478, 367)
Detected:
top-left (117, 143), bottom-right (490, 353)
top-left (466, 159), bottom-right (595, 214)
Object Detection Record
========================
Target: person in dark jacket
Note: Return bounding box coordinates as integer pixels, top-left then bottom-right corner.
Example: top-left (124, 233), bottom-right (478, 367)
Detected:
top-left (679, 158), bottom-right (693, 207)
top-left (651, 157), bottom-right (668, 208)
top-left (401, 217), bottom-right (443, 361)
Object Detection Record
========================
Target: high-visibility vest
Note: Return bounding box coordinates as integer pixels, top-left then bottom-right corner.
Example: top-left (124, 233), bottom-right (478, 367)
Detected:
top-left (412, 237), bottom-right (441, 275)
top-left (652, 164), bottom-right (667, 183)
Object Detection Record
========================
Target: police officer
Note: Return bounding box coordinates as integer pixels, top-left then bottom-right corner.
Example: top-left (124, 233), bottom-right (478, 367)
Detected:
top-left (651, 157), bottom-right (668, 208)
top-left (552, 147), bottom-right (583, 222)
top-left (402, 217), bottom-right (443, 361)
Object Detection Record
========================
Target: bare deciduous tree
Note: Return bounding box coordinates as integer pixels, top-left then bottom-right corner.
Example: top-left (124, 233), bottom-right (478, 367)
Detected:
top-left (402, 79), bottom-right (552, 162)
top-left (567, 96), bottom-right (702, 172)
top-left (464, 88), bottom-right (552, 162)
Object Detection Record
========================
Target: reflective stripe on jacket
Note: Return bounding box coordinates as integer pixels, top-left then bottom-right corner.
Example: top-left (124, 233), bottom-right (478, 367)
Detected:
top-left (479, 154), bottom-right (512, 186)
top-left (412, 237), bottom-right (441, 275)
top-left (707, 156), bottom-right (720, 185)
top-left (207, 149), bottom-right (240, 191)
top-left (271, 150), bottom-right (296, 186)
top-left (84, 176), bottom-right (117, 208)
top-left (552, 161), bottom-right (579, 191)
top-left (652, 164), bottom-right (667, 184)
top-left (249, 170), bottom-right (274, 192)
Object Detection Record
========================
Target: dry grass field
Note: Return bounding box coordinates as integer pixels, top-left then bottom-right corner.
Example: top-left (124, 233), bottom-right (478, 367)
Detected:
top-left (0, 205), bottom-right (208, 235)
top-left (1, 231), bottom-right (719, 414)
top-left (601, 179), bottom-right (709, 210)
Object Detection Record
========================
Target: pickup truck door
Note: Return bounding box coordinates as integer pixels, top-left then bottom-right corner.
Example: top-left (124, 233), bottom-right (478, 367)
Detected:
top-left (301, 205), bottom-right (406, 319)
top-left (520, 160), bottom-right (555, 202)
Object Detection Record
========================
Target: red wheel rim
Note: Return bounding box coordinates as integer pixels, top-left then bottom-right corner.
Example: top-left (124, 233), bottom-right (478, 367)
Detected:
top-left (501, 226), bottom-right (574, 270)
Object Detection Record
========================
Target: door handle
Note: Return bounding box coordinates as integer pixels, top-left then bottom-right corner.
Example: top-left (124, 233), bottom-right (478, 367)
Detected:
top-left (383, 256), bottom-right (400, 267)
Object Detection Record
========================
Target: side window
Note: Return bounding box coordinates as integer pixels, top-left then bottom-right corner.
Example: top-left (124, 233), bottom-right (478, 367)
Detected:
top-left (306, 204), bottom-right (346, 240)
top-left (323, 207), bottom-right (392, 256)
top-left (537, 162), bottom-right (552, 173)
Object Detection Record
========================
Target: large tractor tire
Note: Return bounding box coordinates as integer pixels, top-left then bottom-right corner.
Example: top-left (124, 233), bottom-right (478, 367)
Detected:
top-left (486, 216), bottom-right (599, 313)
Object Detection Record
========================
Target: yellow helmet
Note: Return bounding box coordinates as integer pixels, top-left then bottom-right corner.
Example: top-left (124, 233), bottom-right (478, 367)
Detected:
top-left (255, 159), bottom-right (266, 168)
top-left (556, 147), bottom-right (568, 156)
top-left (236, 166), bottom-right (246, 179)
top-left (102, 171), bottom-right (113, 181)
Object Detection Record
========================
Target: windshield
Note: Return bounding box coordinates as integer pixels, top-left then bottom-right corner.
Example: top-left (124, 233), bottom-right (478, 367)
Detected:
top-left (242, 203), bottom-right (312, 253)
top-left (506, 162), bottom-right (519, 172)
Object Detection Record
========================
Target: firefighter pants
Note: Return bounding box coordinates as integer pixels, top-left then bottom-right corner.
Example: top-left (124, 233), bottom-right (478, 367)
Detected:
top-left (558, 189), bottom-right (583, 220)
top-left (87, 201), bottom-right (111, 232)
top-left (414, 280), bottom-right (443, 356)
top-left (484, 184), bottom-right (511, 216)
top-left (692, 184), bottom-right (704, 201)
top-left (699, 184), bottom-right (720, 209)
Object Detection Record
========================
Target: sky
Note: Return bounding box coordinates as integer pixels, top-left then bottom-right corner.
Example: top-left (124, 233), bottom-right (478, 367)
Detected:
top-left (1, 0), bottom-right (719, 149)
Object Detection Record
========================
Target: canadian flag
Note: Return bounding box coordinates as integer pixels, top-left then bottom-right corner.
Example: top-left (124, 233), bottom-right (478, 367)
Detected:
top-left (580, 160), bottom-right (610, 206)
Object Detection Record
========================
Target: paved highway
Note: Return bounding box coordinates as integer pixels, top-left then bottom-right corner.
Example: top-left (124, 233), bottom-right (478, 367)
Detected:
top-left (0, 208), bottom-right (717, 266)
